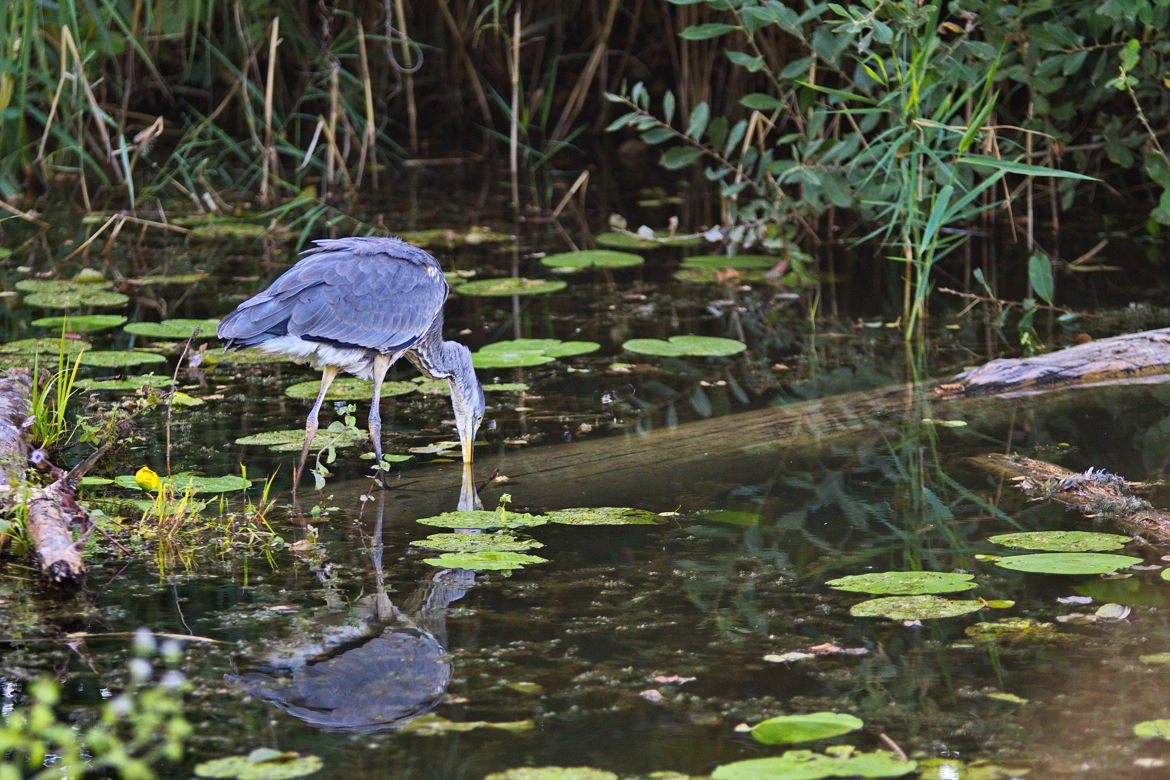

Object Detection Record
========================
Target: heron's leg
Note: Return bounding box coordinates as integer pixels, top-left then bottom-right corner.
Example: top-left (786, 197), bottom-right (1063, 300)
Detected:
top-left (293, 365), bottom-right (339, 500)
top-left (368, 353), bottom-right (393, 487)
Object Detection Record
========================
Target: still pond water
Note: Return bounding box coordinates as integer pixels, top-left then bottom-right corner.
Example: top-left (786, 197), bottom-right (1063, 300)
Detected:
top-left (4, 168), bottom-right (1170, 779)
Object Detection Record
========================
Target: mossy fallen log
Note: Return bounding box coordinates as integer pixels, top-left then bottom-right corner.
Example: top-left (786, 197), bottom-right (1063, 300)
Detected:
top-left (967, 453), bottom-right (1170, 544)
top-left (0, 370), bottom-right (85, 586)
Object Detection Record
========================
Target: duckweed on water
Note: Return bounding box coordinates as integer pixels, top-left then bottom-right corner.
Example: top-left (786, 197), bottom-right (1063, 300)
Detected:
top-left (986, 530), bottom-right (1131, 552)
top-left (825, 571), bottom-right (978, 595)
top-left (455, 278), bottom-right (567, 297)
top-left (750, 712), bottom-right (864, 745)
top-left (992, 552), bottom-right (1142, 575)
top-left (544, 507), bottom-right (663, 525)
top-left (849, 595), bottom-right (984, 620)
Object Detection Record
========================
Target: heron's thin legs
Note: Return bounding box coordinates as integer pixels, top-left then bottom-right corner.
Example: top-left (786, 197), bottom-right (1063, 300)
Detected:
top-left (368, 353), bottom-right (393, 487)
top-left (293, 365), bottom-right (339, 500)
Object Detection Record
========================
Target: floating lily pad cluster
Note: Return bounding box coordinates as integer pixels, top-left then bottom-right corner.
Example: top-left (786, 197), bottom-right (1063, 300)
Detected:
top-left (234, 426), bottom-right (373, 453)
top-left (31, 314), bottom-right (128, 332)
top-left (472, 339), bottom-right (600, 369)
top-left (987, 530), bottom-right (1139, 574)
top-left (595, 230), bottom-right (701, 249)
top-left (125, 318), bottom-right (221, 339)
top-left (284, 376), bottom-right (415, 400)
top-left (411, 506), bottom-right (662, 570)
top-left (398, 227), bottom-right (513, 248)
top-left (713, 746), bottom-right (916, 779)
top-left (16, 278), bottom-right (129, 308)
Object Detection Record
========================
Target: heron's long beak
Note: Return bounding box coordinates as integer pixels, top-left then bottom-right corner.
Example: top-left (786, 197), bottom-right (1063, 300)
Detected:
top-left (460, 433), bottom-right (474, 465)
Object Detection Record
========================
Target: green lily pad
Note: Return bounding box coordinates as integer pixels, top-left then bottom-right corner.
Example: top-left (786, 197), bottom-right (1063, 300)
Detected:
top-left (0, 338), bottom-right (90, 356)
top-left (416, 510), bottom-right (548, 529)
top-left (18, 280), bottom-right (130, 308)
top-left (411, 378), bottom-right (529, 394)
top-left (443, 270), bottom-right (476, 286)
top-left (124, 318), bottom-right (221, 339)
top-left (993, 552), bottom-right (1142, 575)
top-left (699, 509), bottom-right (762, 526)
top-left (423, 551), bottom-right (549, 570)
top-left (189, 221), bottom-right (269, 239)
top-left (15, 279), bottom-right (111, 293)
top-left (540, 250), bottom-right (643, 271)
top-left (987, 531), bottom-right (1130, 552)
top-left (712, 748), bottom-right (916, 779)
top-left (399, 714), bottom-right (535, 735)
top-left (623, 335), bottom-right (747, 357)
top-left (473, 339), bottom-right (599, 369)
top-left (595, 231), bottom-right (701, 249)
top-left (1135, 720), bottom-right (1170, 740)
top-left (114, 473), bottom-right (252, 494)
top-left (398, 227), bottom-right (513, 248)
top-left (484, 769), bottom-right (618, 780)
top-left (681, 254), bottom-right (781, 269)
top-left (284, 377), bottom-right (415, 400)
top-left (234, 427), bottom-right (369, 451)
top-left (195, 748), bottom-right (323, 779)
top-left (544, 507), bottom-right (663, 526)
top-left (673, 267), bottom-right (776, 284)
top-left (31, 314), bottom-right (128, 332)
top-left (137, 273), bottom-right (212, 285)
top-left (212, 348), bottom-right (291, 365)
top-left (78, 350), bottom-right (167, 367)
top-left (826, 571), bottom-right (977, 595)
top-left (751, 712), bottom-right (864, 745)
top-left (409, 532), bottom-right (544, 552)
top-left (850, 595), bottom-right (984, 620)
top-left (1140, 652), bottom-right (1170, 664)
top-left (455, 278), bottom-right (567, 297)
top-left (964, 617), bottom-right (1068, 643)
top-left (74, 374), bottom-right (174, 391)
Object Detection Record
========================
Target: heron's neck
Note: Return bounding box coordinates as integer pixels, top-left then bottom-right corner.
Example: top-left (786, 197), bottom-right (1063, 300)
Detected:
top-left (410, 333), bottom-right (475, 390)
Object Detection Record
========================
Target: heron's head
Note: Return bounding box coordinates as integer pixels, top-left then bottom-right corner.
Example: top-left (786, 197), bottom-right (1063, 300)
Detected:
top-left (447, 344), bottom-right (484, 464)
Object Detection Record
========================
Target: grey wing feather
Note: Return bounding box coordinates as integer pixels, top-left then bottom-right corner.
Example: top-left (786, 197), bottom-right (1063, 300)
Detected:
top-left (218, 237), bottom-right (448, 352)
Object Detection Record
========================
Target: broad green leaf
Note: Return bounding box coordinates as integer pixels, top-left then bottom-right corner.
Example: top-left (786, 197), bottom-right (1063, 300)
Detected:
top-left (544, 507), bottom-right (663, 526)
top-left (751, 712), bottom-right (864, 745)
top-left (623, 335), bottom-right (746, 357)
top-left (31, 314), bottom-right (127, 332)
top-left (1027, 252), bottom-right (1055, 305)
top-left (987, 531), bottom-right (1129, 552)
top-left (541, 250), bottom-right (643, 270)
top-left (850, 595), bottom-right (984, 620)
top-left (661, 146), bottom-right (704, 169)
top-left (713, 749), bottom-right (916, 779)
top-left (285, 377), bottom-right (415, 400)
top-left (740, 93), bottom-right (783, 111)
top-left (726, 51), bottom-right (764, 72)
top-left (416, 510), bottom-right (548, 529)
top-left (410, 532), bottom-right (543, 552)
top-left (958, 154), bottom-right (1099, 180)
top-left (1135, 719), bottom-right (1170, 740)
top-left (679, 23), bottom-right (740, 40)
top-left (687, 102), bottom-right (710, 140)
top-left (78, 350), bottom-right (167, 367)
top-left (455, 278), bottom-right (567, 297)
top-left (124, 318), bottom-right (221, 339)
top-left (423, 551), bottom-right (549, 570)
top-left (826, 571), bottom-right (977, 596)
top-left (993, 552), bottom-right (1141, 575)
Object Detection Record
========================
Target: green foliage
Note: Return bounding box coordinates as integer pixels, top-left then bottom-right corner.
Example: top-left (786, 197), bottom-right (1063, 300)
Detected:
top-left (0, 631), bottom-right (191, 780)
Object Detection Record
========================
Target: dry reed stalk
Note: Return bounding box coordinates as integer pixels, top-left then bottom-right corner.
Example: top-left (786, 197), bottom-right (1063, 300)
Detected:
top-left (434, 0), bottom-right (492, 126)
top-left (261, 16), bottom-right (280, 205)
top-left (355, 20), bottom-right (378, 188)
top-left (393, 0), bottom-right (418, 153)
top-left (552, 0), bottom-right (620, 141)
top-left (509, 7), bottom-right (521, 212)
top-left (326, 62), bottom-right (340, 196)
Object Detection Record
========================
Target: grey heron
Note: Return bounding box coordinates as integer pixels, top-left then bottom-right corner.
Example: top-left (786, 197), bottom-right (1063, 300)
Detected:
top-left (218, 236), bottom-right (485, 490)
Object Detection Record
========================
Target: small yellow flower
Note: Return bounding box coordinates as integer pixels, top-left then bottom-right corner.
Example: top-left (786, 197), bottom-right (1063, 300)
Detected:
top-left (135, 466), bottom-right (161, 492)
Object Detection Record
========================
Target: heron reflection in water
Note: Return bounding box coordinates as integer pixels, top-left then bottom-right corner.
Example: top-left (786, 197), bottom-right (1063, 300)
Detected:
top-left (217, 237), bottom-right (485, 493)
top-left (225, 472), bottom-right (481, 731)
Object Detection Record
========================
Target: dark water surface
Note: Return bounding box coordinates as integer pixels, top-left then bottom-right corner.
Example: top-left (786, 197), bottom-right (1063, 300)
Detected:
top-left (3, 168), bottom-right (1170, 778)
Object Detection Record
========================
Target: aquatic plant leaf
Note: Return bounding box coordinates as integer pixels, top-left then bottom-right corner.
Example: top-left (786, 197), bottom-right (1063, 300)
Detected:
top-left (545, 507), bottom-right (663, 525)
top-left (188, 221), bottom-right (269, 239)
top-left (212, 348), bottom-right (290, 364)
top-left (699, 510), bottom-right (762, 526)
top-left (1139, 652), bottom-right (1170, 664)
top-left (673, 267), bottom-right (775, 284)
top-left (826, 571), bottom-right (977, 595)
top-left (423, 551), bottom-right (549, 570)
top-left (137, 273), bottom-right (212, 285)
top-left (1134, 719), bottom-right (1170, 739)
top-left (915, 758), bottom-right (1031, 779)
top-left (987, 531), bottom-right (1130, 552)
top-left (234, 428), bottom-right (369, 450)
top-left (750, 712), bottom-right (864, 745)
top-left (993, 553), bottom-right (1141, 575)
top-left (712, 749), bottom-right (917, 779)
top-left (15, 279), bottom-right (112, 293)
top-left (541, 250), bottom-right (644, 270)
top-left (472, 339), bottom-right (598, 368)
top-left (20, 280), bottom-right (130, 308)
top-left (78, 350), bottom-right (167, 367)
top-left (114, 473), bottom-right (251, 493)
top-left (0, 337), bottom-right (91, 355)
top-left (409, 532), bottom-right (544, 552)
top-left (456, 278), bottom-right (567, 297)
top-left (416, 510), bottom-right (548, 529)
top-left (484, 769), bottom-right (618, 780)
top-left (850, 595), bottom-right (983, 620)
top-left (681, 254), bottom-right (780, 269)
top-left (31, 314), bottom-right (127, 332)
top-left (595, 231), bottom-right (701, 249)
top-left (399, 714), bottom-right (535, 734)
top-left (284, 377), bottom-right (415, 400)
top-left (623, 335), bottom-right (747, 357)
top-left (472, 351), bottom-right (556, 369)
top-left (398, 227), bottom-right (513, 247)
top-left (124, 318), bottom-right (222, 338)
top-left (74, 374), bottom-right (173, 391)
top-left (194, 749), bottom-right (323, 779)
top-left (963, 617), bottom-right (1068, 643)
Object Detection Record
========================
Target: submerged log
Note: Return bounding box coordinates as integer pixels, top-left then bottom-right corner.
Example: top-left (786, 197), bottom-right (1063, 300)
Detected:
top-left (0, 370), bottom-right (84, 585)
top-left (968, 453), bottom-right (1170, 544)
top-left (938, 326), bottom-right (1170, 397)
